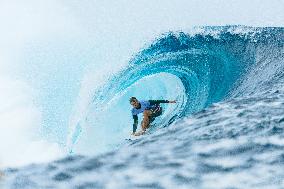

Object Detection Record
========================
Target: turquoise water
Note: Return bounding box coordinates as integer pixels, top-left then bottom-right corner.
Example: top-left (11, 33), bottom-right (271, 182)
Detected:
top-left (3, 26), bottom-right (284, 189)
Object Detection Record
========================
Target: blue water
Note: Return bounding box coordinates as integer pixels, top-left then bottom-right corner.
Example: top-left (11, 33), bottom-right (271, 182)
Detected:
top-left (2, 26), bottom-right (284, 189)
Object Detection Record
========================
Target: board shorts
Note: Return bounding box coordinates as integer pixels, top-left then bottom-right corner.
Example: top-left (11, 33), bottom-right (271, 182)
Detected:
top-left (148, 105), bottom-right (162, 123)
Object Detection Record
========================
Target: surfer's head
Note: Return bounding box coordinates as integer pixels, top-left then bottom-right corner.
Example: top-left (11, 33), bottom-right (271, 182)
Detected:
top-left (129, 97), bottom-right (140, 108)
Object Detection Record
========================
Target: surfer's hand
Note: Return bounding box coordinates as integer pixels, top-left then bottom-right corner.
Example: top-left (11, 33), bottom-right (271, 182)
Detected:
top-left (131, 132), bottom-right (135, 135)
top-left (169, 100), bottom-right (176, 103)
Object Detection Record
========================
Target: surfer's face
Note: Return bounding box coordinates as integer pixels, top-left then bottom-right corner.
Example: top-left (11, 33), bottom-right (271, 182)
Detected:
top-left (130, 99), bottom-right (140, 108)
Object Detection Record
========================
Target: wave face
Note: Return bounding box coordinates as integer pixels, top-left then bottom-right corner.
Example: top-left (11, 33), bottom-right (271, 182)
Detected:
top-left (3, 26), bottom-right (284, 189)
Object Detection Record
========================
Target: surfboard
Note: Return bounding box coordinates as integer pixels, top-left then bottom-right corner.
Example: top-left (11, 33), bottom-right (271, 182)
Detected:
top-left (125, 130), bottom-right (148, 141)
top-left (125, 135), bottom-right (139, 141)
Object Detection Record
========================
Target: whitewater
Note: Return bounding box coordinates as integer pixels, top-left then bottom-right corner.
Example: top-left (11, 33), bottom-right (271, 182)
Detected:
top-left (1, 1), bottom-right (284, 189)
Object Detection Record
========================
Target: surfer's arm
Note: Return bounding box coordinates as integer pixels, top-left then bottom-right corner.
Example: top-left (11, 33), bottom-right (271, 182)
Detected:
top-left (149, 100), bottom-right (176, 105)
top-left (132, 115), bottom-right (138, 133)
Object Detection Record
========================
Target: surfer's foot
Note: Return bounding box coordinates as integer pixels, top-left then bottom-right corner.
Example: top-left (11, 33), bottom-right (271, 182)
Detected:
top-left (134, 130), bottom-right (145, 136)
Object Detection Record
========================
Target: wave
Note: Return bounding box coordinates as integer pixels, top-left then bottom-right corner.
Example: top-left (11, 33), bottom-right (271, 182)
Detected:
top-left (3, 26), bottom-right (284, 189)
top-left (68, 26), bottom-right (284, 155)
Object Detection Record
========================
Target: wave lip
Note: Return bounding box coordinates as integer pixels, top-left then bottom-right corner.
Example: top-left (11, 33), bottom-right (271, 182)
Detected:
top-left (93, 26), bottom-right (284, 119)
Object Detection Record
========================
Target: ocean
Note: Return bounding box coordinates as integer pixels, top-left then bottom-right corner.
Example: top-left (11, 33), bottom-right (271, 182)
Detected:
top-left (2, 26), bottom-right (284, 189)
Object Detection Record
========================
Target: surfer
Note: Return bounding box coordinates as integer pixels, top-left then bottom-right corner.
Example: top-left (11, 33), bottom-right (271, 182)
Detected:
top-left (129, 97), bottom-right (176, 136)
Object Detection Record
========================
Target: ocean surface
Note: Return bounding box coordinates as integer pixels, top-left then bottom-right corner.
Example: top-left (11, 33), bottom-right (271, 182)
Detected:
top-left (1, 26), bottom-right (284, 189)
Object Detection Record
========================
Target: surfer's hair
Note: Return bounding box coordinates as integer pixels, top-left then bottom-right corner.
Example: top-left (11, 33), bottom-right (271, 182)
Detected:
top-left (129, 97), bottom-right (137, 103)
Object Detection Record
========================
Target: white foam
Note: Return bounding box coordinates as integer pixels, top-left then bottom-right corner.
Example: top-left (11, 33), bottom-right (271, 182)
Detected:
top-left (0, 76), bottom-right (64, 168)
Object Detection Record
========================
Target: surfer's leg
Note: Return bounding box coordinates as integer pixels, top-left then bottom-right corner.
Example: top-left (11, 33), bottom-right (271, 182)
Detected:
top-left (141, 110), bottom-right (152, 131)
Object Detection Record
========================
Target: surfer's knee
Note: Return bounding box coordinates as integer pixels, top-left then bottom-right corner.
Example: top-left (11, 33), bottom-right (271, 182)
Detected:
top-left (143, 110), bottom-right (151, 116)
